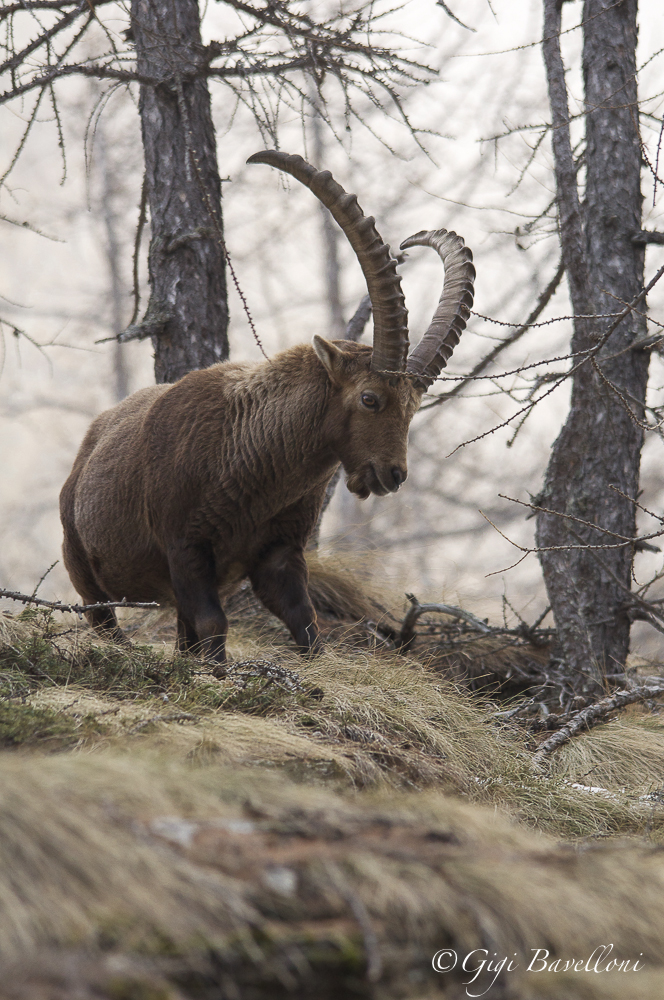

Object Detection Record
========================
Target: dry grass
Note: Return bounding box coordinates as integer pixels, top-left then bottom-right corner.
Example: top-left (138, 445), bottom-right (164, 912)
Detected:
top-left (2, 562), bottom-right (664, 997)
top-left (551, 711), bottom-right (664, 795)
top-left (1, 752), bottom-right (664, 999)
top-left (3, 604), bottom-right (664, 843)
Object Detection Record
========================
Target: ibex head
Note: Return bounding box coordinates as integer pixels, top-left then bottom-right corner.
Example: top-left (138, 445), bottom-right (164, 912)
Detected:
top-left (247, 151), bottom-right (476, 500)
top-left (311, 337), bottom-right (420, 498)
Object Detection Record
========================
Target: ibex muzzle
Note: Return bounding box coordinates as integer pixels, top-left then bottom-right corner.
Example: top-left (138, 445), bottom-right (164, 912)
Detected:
top-left (60, 152), bottom-right (475, 672)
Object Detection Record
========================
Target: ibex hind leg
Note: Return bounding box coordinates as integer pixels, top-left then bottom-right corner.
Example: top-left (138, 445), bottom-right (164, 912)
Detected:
top-left (61, 530), bottom-right (128, 643)
top-left (167, 540), bottom-right (229, 676)
top-left (250, 544), bottom-right (322, 655)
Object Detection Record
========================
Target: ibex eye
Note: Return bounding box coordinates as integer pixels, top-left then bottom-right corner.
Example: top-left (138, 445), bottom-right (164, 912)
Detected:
top-left (361, 392), bottom-right (379, 410)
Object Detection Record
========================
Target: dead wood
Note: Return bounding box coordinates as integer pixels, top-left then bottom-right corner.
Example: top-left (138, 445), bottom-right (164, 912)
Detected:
top-left (398, 593), bottom-right (492, 651)
top-left (127, 712), bottom-right (199, 735)
top-left (532, 681), bottom-right (664, 769)
top-left (225, 659), bottom-right (305, 692)
top-left (0, 590), bottom-right (159, 616)
top-left (396, 593), bottom-right (558, 700)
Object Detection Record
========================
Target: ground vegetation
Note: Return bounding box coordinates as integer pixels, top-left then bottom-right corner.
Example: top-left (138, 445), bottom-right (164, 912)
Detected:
top-left (2, 559), bottom-right (664, 996)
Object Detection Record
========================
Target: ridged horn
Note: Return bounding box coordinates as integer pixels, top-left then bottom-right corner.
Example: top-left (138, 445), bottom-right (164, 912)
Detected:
top-left (248, 151), bottom-right (409, 374)
top-left (400, 229), bottom-right (475, 390)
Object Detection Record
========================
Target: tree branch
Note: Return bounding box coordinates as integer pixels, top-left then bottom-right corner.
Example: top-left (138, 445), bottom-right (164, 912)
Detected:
top-left (542, 0), bottom-right (592, 318)
top-left (0, 0), bottom-right (111, 17)
top-left (0, 1), bottom-right (86, 76)
top-left (398, 593), bottom-right (492, 651)
top-left (532, 682), bottom-right (664, 768)
top-left (0, 589), bottom-right (159, 615)
top-left (632, 230), bottom-right (664, 246)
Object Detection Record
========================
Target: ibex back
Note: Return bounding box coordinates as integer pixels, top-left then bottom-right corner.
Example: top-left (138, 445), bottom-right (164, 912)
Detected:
top-left (60, 152), bottom-right (475, 673)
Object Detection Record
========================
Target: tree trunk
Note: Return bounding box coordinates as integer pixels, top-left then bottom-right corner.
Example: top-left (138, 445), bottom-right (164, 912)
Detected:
top-left (131, 0), bottom-right (229, 383)
top-left (97, 127), bottom-right (130, 401)
top-left (536, 0), bottom-right (647, 690)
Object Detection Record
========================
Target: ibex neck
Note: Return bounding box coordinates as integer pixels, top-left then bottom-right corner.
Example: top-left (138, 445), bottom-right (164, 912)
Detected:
top-left (223, 345), bottom-right (339, 503)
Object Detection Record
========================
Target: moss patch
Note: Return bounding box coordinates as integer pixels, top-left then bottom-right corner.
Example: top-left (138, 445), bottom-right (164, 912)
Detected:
top-left (0, 700), bottom-right (106, 749)
top-left (0, 614), bottom-right (196, 701)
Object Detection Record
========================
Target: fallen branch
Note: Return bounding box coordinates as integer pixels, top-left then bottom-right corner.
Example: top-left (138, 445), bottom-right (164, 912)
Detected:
top-left (399, 594), bottom-right (492, 651)
top-left (0, 589), bottom-right (159, 616)
top-left (127, 712), bottom-right (199, 735)
top-left (532, 681), bottom-right (664, 769)
top-left (225, 659), bottom-right (306, 692)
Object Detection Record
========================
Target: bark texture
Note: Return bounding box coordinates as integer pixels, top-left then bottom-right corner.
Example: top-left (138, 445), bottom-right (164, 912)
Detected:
top-left (536, 0), bottom-right (647, 688)
top-left (131, 0), bottom-right (228, 382)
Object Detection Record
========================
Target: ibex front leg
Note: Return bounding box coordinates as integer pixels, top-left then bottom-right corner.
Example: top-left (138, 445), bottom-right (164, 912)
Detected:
top-left (250, 544), bottom-right (321, 654)
top-left (167, 540), bottom-right (228, 673)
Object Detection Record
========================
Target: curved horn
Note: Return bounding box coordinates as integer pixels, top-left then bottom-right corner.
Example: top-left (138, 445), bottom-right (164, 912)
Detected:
top-left (248, 151), bottom-right (409, 374)
top-left (400, 229), bottom-right (475, 390)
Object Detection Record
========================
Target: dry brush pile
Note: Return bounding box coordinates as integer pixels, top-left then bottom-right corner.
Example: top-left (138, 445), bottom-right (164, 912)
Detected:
top-left (1, 560), bottom-right (664, 999)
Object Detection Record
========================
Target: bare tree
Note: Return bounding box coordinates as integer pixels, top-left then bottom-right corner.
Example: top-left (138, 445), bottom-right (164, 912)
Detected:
top-left (536, 0), bottom-right (651, 690)
top-left (122, 0), bottom-right (229, 382)
top-left (1, 0), bottom-right (435, 383)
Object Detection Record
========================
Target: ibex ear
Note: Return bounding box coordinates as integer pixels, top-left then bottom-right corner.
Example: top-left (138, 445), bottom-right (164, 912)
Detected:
top-left (313, 335), bottom-right (345, 384)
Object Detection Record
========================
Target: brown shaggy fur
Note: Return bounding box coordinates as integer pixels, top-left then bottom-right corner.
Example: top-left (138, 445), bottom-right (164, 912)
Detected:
top-left (60, 340), bottom-right (421, 669)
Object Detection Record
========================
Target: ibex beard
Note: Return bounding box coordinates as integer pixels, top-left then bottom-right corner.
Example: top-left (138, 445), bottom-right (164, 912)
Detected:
top-left (59, 151), bottom-right (474, 674)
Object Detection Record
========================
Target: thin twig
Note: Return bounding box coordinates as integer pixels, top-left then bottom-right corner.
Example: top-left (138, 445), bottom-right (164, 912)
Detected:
top-left (225, 659), bottom-right (305, 692)
top-left (446, 259), bottom-right (664, 450)
top-left (0, 589), bottom-right (159, 615)
top-left (30, 560), bottom-right (59, 600)
top-left (436, 1), bottom-right (476, 32)
top-left (421, 257), bottom-right (565, 408)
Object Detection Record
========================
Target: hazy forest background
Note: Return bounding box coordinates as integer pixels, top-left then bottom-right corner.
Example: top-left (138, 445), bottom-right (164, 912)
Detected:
top-left (2, 0), bottom-right (664, 655)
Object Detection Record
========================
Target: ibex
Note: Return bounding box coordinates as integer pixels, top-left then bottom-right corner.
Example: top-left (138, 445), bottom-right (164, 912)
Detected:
top-left (60, 151), bottom-right (475, 672)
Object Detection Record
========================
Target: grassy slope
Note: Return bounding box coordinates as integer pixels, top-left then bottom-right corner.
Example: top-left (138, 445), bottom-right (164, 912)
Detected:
top-left (2, 578), bottom-right (664, 999)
